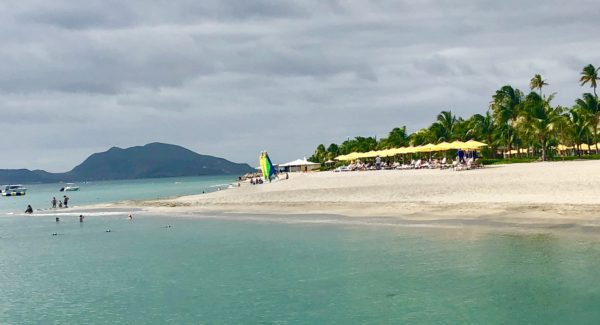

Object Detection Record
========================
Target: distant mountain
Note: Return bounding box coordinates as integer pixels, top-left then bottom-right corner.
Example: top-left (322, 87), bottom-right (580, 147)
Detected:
top-left (0, 169), bottom-right (57, 184)
top-left (0, 143), bottom-right (254, 183)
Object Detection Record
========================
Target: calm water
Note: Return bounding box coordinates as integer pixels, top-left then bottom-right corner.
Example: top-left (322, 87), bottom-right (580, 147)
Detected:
top-left (1, 214), bottom-right (600, 324)
top-left (0, 175), bottom-right (236, 215)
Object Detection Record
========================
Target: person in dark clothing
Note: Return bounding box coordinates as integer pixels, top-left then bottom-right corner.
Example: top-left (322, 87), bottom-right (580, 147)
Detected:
top-left (63, 195), bottom-right (70, 208)
top-left (25, 205), bottom-right (33, 214)
top-left (457, 149), bottom-right (466, 164)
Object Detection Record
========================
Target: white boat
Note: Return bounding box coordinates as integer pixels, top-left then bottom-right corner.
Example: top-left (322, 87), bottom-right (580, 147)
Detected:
top-left (60, 183), bottom-right (80, 192)
top-left (1, 184), bottom-right (27, 197)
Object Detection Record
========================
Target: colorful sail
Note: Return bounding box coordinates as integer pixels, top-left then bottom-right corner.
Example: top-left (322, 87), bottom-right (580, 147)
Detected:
top-left (259, 151), bottom-right (276, 180)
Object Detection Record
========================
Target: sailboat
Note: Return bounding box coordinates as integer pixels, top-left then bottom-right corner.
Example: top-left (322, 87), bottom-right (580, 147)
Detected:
top-left (259, 151), bottom-right (277, 182)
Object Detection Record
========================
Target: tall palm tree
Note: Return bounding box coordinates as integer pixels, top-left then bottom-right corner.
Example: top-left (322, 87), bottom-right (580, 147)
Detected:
top-left (431, 110), bottom-right (459, 142)
top-left (469, 111), bottom-right (496, 157)
top-left (580, 64), bottom-right (599, 97)
top-left (569, 108), bottom-right (591, 156)
top-left (490, 85), bottom-right (524, 157)
top-left (517, 92), bottom-right (562, 160)
top-left (530, 74), bottom-right (548, 97)
top-left (575, 93), bottom-right (600, 153)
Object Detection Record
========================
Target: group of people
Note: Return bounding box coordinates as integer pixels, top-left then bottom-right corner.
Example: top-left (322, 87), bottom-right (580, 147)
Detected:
top-left (51, 195), bottom-right (70, 209)
top-left (337, 150), bottom-right (482, 172)
top-left (249, 172), bottom-right (289, 185)
top-left (24, 195), bottom-right (71, 214)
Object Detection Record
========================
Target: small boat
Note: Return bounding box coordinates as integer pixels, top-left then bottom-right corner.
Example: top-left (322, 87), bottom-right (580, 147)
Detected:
top-left (60, 183), bottom-right (80, 192)
top-left (1, 184), bottom-right (27, 197)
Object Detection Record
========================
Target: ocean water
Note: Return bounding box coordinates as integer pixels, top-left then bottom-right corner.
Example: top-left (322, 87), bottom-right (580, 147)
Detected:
top-left (1, 214), bottom-right (600, 324)
top-left (0, 175), bottom-right (237, 215)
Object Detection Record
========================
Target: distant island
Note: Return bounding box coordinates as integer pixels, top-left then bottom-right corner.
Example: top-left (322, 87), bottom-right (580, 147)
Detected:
top-left (0, 143), bottom-right (255, 184)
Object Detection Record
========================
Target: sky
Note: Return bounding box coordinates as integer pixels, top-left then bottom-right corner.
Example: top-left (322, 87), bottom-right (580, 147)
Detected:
top-left (1, 0), bottom-right (599, 171)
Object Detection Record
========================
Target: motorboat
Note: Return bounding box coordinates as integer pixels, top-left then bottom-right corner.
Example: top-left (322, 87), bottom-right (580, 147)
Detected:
top-left (60, 183), bottom-right (80, 192)
top-left (1, 184), bottom-right (27, 197)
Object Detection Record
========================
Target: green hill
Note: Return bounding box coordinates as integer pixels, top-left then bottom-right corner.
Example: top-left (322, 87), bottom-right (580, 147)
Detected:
top-left (0, 143), bottom-right (254, 183)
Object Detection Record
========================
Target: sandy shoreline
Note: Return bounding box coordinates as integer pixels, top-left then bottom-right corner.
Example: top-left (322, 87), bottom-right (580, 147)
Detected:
top-left (75, 160), bottom-right (600, 230)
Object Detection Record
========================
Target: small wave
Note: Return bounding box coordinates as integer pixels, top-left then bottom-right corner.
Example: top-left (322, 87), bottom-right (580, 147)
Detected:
top-left (18, 211), bottom-right (127, 217)
top-left (209, 183), bottom-right (231, 188)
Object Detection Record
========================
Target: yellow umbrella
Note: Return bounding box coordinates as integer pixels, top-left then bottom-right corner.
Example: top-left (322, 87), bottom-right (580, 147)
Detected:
top-left (463, 139), bottom-right (487, 149)
top-left (435, 141), bottom-right (452, 151)
top-left (448, 140), bottom-right (467, 150)
top-left (557, 144), bottom-right (573, 151)
top-left (378, 149), bottom-right (396, 157)
top-left (391, 147), bottom-right (409, 155)
top-left (416, 143), bottom-right (438, 152)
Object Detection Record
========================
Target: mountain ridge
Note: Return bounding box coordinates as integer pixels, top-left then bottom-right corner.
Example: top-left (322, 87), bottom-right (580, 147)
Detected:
top-left (0, 143), bottom-right (254, 183)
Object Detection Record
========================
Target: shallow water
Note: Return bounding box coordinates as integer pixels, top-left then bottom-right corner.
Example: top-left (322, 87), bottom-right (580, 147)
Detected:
top-left (0, 175), bottom-right (236, 215)
top-left (1, 214), bottom-right (600, 324)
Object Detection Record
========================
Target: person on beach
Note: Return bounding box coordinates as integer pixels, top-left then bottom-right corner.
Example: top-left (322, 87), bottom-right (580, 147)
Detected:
top-left (63, 195), bottom-right (69, 208)
top-left (25, 205), bottom-right (33, 214)
top-left (375, 155), bottom-right (382, 170)
top-left (51, 197), bottom-right (58, 208)
top-left (457, 149), bottom-right (466, 164)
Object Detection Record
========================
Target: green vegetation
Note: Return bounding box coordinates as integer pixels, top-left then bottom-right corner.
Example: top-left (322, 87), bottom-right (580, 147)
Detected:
top-left (309, 64), bottom-right (600, 165)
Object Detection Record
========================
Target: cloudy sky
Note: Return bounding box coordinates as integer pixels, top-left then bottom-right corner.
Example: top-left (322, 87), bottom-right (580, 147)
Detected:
top-left (1, 0), bottom-right (598, 171)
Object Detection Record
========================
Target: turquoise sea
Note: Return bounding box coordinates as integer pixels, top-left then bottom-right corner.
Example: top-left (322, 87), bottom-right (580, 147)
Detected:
top-left (0, 175), bottom-right (237, 215)
top-left (2, 211), bottom-right (600, 323)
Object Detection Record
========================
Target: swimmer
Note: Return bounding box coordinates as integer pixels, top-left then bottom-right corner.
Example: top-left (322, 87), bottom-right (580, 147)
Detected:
top-left (79, 215), bottom-right (84, 222)
top-left (56, 217), bottom-right (60, 222)
top-left (162, 225), bottom-right (172, 228)
top-left (105, 229), bottom-right (111, 233)
top-left (128, 214), bottom-right (133, 220)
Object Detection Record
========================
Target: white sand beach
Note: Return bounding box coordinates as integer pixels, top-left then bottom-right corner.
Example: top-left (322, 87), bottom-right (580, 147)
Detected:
top-left (96, 160), bottom-right (600, 227)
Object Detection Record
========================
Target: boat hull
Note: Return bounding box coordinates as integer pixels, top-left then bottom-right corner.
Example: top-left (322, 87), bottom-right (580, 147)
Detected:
top-left (2, 191), bottom-right (26, 197)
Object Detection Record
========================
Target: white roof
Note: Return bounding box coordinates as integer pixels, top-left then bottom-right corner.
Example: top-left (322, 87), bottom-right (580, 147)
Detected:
top-left (279, 158), bottom-right (320, 167)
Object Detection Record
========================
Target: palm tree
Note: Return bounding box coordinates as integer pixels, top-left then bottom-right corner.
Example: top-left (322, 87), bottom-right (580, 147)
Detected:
top-left (575, 93), bottom-right (600, 153)
top-left (517, 92), bottom-right (562, 160)
top-left (490, 85), bottom-right (524, 157)
top-left (469, 111), bottom-right (496, 157)
top-left (580, 64), bottom-right (599, 97)
top-left (430, 110), bottom-right (458, 142)
top-left (569, 108), bottom-right (591, 156)
top-left (530, 74), bottom-right (548, 97)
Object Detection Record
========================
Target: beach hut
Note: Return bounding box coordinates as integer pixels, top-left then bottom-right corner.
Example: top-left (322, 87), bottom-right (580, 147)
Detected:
top-left (279, 158), bottom-right (321, 172)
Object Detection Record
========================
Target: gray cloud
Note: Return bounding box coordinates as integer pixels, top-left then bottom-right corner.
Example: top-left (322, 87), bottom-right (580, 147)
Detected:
top-left (0, 0), bottom-right (598, 171)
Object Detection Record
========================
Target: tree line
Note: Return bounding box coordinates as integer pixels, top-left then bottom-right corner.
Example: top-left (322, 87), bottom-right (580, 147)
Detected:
top-left (310, 64), bottom-right (600, 163)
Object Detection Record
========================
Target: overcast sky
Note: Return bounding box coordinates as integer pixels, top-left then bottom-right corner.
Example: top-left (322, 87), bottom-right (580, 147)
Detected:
top-left (1, 0), bottom-right (599, 171)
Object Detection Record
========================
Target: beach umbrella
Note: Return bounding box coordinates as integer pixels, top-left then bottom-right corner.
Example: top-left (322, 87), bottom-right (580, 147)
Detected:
top-left (448, 140), bottom-right (467, 149)
top-left (416, 143), bottom-right (438, 152)
top-left (463, 139), bottom-right (488, 150)
top-left (435, 141), bottom-right (452, 151)
top-left (324, 160), bottom-right (335, 164)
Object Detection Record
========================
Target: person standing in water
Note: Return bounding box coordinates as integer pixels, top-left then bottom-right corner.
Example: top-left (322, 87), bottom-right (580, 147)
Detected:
top-left (63, 195), bottom-right (70, 208)
top-left (25, 205), bottom-right (33, 214)
top-left (79, 215), bottom-right (84, 222)
top-left (51, 197), bottom-right (58, 208)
